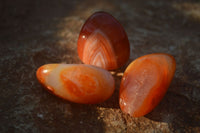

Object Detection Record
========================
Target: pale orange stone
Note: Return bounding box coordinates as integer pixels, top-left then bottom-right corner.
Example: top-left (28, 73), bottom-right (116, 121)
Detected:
top-left (36, 64), bottom-right (115, 104)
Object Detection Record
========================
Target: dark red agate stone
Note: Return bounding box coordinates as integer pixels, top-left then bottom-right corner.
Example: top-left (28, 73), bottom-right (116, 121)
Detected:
top-left (77, 11), bottom-right (130, 70)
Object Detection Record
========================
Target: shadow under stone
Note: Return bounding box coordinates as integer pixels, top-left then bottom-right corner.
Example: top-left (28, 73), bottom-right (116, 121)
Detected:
top-left (32, 84), bottom-right (106, 133)
top-left (145, 77), bottom-right (200, 131)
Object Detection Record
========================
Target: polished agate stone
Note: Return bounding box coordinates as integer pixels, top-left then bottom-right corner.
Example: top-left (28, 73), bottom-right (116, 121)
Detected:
top-left (36, 64), bottom-right (115, 104)
top-left (119, 53), bottom-right (176, 117)
top-left (77, 11), bottom-right (130, 70)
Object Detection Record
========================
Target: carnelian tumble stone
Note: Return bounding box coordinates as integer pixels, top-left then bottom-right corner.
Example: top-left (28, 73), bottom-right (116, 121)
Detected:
top-left (36, 64), bottom-right (115, 104)
top-left (119, 53), bottom-right (176, 117)
top-left (77, 11), bottom-right (130, 70)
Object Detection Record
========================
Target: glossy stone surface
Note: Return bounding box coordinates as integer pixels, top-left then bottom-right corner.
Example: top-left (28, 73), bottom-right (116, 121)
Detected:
top-left (36, 64), bottom-right (115, 104)
top-left (119, 53), bottom-right (176, 117)
top-left (77, 11), bottom-right (130, 70)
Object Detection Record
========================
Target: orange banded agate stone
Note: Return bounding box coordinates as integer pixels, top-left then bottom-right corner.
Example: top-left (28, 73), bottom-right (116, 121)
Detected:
top-left (77, 11), bottom-right (130, 70)
top-left (36, 64), bottom-right (115, 104)
top-left (119, 53), bottom-right (176, 117)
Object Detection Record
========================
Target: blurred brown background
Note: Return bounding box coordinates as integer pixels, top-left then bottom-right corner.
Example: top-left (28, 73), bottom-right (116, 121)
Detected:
top-left (0, 0), bottom-right (200, 132)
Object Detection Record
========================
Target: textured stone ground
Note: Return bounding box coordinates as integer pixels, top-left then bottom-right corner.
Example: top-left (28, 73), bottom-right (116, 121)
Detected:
top-left (0, 0), bottom-right (200, 132)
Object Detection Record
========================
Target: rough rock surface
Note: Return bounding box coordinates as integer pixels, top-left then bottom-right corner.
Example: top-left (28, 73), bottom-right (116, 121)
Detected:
top-left (0, 0), bottom-right (200, 132)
